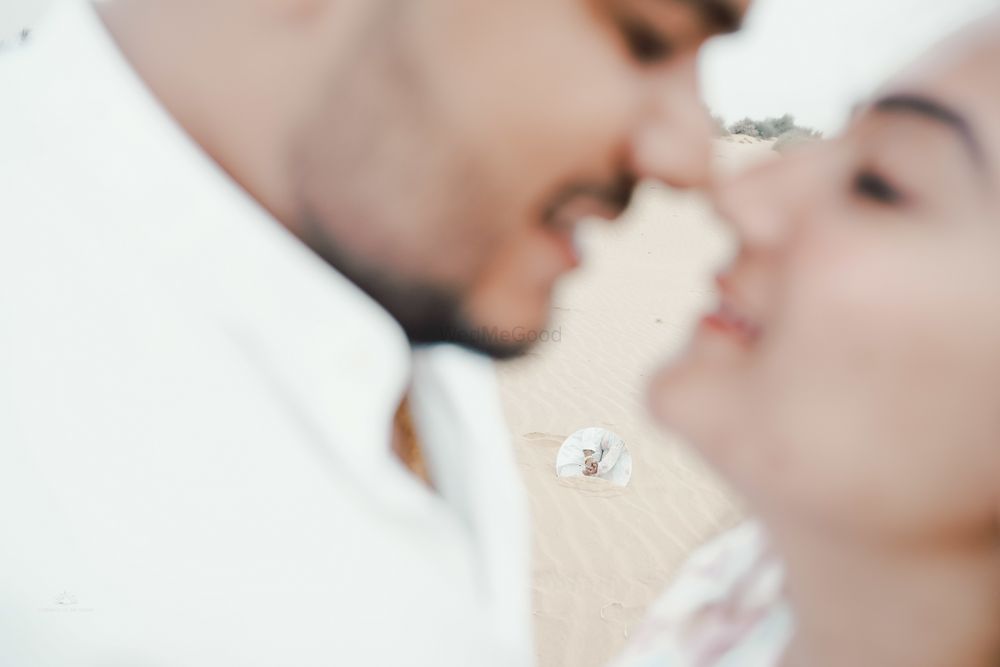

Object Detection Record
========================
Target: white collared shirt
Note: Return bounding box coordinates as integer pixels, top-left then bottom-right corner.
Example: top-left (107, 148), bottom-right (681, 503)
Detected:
top-left (0, 3), bottom-right (532, 665)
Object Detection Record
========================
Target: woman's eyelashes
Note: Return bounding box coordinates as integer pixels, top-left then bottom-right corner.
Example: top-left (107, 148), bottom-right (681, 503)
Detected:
top-left (853, 169), bottom-right (907, 206)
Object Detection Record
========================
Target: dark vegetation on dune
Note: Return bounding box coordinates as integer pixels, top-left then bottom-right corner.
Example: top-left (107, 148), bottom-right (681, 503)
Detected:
top-left (712, 112), bottom-right (823, 153)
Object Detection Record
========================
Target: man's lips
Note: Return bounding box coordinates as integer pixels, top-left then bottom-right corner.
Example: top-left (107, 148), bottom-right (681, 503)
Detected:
top-left (701, 273), bottom-right (761, 344)
top-left (549, 193), bottom-right (627, 229)
top-left (540, 223), bottom-right (582, 270)
top-left (542, 195), bottom-right (626, 270)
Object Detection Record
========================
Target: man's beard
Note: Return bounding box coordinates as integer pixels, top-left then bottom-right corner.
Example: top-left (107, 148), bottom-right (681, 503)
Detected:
top-left (295, 209), bottom-right (532, 360)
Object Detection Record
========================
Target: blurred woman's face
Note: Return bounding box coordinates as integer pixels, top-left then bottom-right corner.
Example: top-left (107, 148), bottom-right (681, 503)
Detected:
top-left (650, 24), bottom-right (1000, 544)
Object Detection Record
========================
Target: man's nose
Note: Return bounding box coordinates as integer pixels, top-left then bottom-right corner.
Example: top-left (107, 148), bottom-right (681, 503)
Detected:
top-left (626, 56), bottom-right (713, 190)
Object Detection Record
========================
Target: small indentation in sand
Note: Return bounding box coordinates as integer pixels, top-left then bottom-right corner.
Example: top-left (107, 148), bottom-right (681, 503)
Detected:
top-left (523, 432), bottom-right (564, 441)
top-left (556, 476), bottom-right (629, 498)
top-left (600, 601), bottom-right (641, 639)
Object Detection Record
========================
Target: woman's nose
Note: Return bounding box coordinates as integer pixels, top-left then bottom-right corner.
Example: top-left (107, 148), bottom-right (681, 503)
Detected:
top-left (711, 147), bottom-right (823, 251)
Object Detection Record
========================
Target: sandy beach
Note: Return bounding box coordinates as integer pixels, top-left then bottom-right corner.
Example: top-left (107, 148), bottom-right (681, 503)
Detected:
top-left (496, 138), bottom-right (775, 667)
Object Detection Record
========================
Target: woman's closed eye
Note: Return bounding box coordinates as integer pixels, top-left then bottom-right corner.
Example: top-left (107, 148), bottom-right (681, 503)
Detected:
top-left (853, 169), bottom-right (907, 206)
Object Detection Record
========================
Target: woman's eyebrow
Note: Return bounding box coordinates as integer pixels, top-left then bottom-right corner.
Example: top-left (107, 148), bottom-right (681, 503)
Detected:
top-left (872, 93), bottom-right (989, 176)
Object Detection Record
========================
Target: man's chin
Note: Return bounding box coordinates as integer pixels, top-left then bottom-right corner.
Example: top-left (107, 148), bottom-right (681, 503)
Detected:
top-left (455, 340), bottom-right (534, 360)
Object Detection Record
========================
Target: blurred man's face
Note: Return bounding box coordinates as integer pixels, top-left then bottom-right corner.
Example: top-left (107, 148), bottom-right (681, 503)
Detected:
top-left (292, 0), bottom-right (748, 357)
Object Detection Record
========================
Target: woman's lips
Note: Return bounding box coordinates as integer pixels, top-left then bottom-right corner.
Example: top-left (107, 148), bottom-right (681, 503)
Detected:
top-left (700, 274), bottom-right (761, 345)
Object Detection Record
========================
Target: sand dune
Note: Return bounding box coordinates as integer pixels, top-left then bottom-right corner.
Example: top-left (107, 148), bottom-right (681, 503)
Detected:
top-left (496, 138), bottom-right (775, 667)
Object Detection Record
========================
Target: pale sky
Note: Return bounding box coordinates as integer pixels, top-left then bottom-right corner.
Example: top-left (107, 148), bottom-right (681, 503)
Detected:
top-left (701, 0), bottom-right (998, 134)
top-left (3, 0), bottom-right (997, 134)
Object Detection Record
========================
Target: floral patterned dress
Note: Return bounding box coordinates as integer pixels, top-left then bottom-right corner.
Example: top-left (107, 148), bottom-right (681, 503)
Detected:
top-left (609, 522), bottom-right (794, 667)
